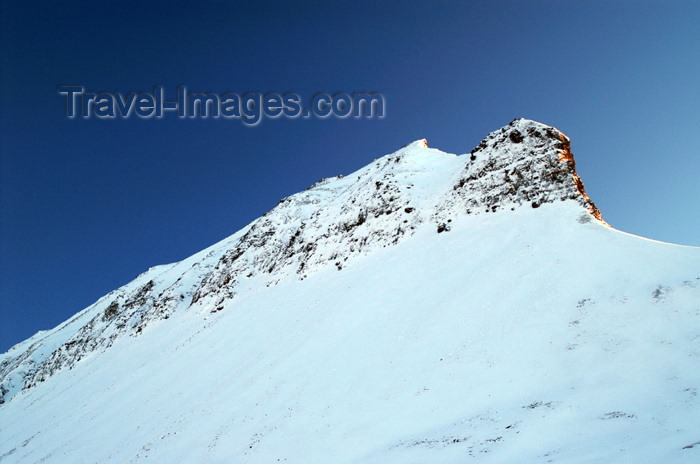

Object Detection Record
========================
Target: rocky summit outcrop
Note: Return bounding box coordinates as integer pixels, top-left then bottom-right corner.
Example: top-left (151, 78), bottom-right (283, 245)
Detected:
top-left (0, 119), bottom-right (605, 404)
top-left (450, 118), bottom-right (603, 221)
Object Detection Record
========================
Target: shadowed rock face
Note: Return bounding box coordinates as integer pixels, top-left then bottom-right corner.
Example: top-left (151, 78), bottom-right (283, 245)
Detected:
top-left (0, 119), bottom-right (607, 404)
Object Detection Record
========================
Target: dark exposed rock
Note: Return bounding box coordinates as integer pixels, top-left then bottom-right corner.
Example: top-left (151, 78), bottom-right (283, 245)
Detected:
top-left (509, 129), bottom-right (524, 143)
top-left (448, 118), bottom-right (605, 223)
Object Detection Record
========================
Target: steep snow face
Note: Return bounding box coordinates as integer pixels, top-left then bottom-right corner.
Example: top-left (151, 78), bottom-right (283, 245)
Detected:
top-left (4, 119), bottom-right (697, 463)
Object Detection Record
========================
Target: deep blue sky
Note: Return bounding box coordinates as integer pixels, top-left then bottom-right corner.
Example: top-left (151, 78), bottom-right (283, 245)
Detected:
top-left (1, 1), bottom-right (699, 352)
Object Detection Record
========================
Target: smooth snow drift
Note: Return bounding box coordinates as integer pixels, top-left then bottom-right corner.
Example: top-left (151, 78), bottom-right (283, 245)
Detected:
top-left (1, 119), bottom-right (699, 463)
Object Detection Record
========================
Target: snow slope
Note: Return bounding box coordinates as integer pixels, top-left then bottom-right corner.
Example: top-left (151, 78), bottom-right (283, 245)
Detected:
top-left (1, 119), bottom-right (699, 463)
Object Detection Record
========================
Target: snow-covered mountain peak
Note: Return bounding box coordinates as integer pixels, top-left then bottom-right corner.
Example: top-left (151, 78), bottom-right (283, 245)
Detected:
top-left (404, 138), bottom-right (429, 149)
top-left (1, 119), bottom-right (605, 405)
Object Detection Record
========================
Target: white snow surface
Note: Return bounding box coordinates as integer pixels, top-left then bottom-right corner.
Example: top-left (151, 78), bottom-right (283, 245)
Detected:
top-left (1, 119), bottom-right (699, 463)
